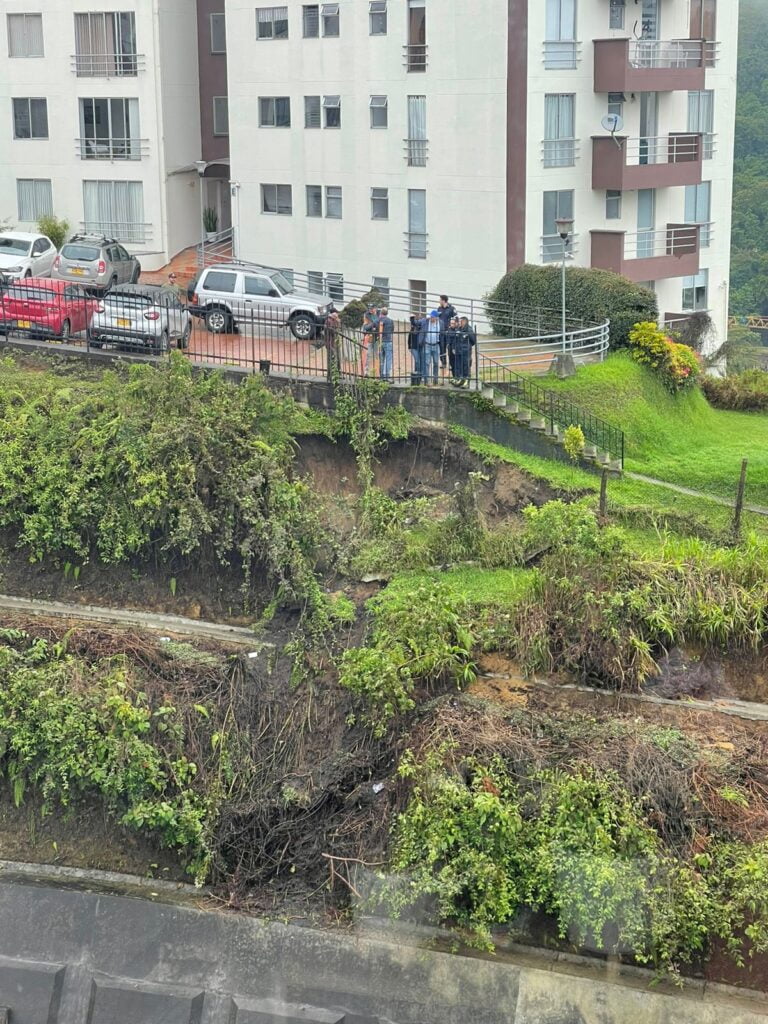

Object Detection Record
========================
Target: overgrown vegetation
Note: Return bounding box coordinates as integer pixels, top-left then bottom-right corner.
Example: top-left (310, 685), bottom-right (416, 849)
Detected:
top-left (629, 322), bottom-right (701, 392)
top-left (702, 369), bottom-right (768, 411)
top-left (485, 265), bottom-right (657, 350)
top-left (36, 214), bottom-right (70, 251)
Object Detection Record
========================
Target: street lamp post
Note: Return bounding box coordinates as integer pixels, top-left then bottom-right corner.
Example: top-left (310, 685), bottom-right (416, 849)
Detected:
top-left (230, 181), bottom-right (241, 259)
top-left (194, 160), bottom-right (207, 265)
top-left (555, 216), bottom-right (574, 377)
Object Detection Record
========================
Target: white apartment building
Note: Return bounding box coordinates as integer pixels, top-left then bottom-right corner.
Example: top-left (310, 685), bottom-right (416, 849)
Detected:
top-left (0, 2), bottom-right (202, 270)
top-left (225, 0), bottom-right (737, 348)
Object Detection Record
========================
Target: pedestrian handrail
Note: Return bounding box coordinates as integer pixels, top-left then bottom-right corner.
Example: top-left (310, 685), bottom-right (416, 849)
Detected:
top-left (478, 349), bottom-right (625, 467)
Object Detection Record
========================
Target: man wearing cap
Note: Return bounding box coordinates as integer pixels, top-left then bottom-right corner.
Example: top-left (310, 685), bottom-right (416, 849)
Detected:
top-left (424, 310), bottom-right (441, 385)
top-left (437, 294), bottom-right (456, 373)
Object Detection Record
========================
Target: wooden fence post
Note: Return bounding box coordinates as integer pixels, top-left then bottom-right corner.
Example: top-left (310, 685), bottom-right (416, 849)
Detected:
top-left (732, 459), bottom-right (748, 542)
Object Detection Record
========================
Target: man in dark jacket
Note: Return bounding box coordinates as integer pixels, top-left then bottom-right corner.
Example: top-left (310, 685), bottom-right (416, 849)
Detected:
top-left (454, 317), bottom-right (477, 387)
top-left (437, 294), bottom-right (456, 371)
top-left (443, 317), bottom-right (460, 385)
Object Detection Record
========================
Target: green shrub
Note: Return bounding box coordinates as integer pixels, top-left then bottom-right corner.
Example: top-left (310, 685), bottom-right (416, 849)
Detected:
top-left (562, 424), bottom-right (586, 461)
top-left (485, 265), bottom-right (657, 350)
top-left (629, 322), bottom-right (700, 392)
top-left (701, 369), bottom-right (768, 411)
top-left (339, 288), bottom-right (387, 329)
top-left (37, 214), bottom-right (70, 250)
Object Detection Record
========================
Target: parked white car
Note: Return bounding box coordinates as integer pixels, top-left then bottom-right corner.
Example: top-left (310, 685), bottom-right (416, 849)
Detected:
top-left (0, 232), bottom-right (57, 280)
top-left (88, 283), bottom-right (191, 353)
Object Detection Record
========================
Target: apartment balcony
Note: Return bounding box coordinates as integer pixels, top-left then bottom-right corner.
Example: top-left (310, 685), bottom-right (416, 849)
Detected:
top-left (592, 133), bottom-right (702, 190)
top-left (76, 137), bottom-right (149, 161)
top-left (70, 53), bottom-right (145, 77)
top-left (403, 44), bottom-right (427, 72)
top-left (404, 138), bottom-right (428, 167)
top-left (590, 224), bottom-right (700, 283)
top-left (593, 38), bottom-right (707, 93)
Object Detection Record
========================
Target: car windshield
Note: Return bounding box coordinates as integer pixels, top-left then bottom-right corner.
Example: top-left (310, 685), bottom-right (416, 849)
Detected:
top-left (61, 245), bottom-right (100, 261)
top-left (5, 286), bottom-right (57, 302)
top-left (0, 238), bottom-right (31, 256)
top-left (269, 272), bottom-right (292, 295)
top-left (106, 292), bottom-right (154, 308)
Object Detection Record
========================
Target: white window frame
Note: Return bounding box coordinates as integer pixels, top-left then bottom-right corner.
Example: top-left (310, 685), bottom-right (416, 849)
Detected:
top-left (16, 178), bottom-right (52, 221)
top-left (82, 179), bottom-right (145, 241)
top-left (325, 185), bottom-right (342, 219)
top-left (544, 0), bottom-right (577, 70)
top-left (370, 95), bottom-right (388, 128)
top-left (543, 93), bottom-right (576, 168)
top-left (542, 188), bottom-right (574, 261)
top-left (372, 277), bottom-right (390, 303)
top-left (307, 270), bottom-right (324, 293)
top-left (213, 96), bottom-right (229, 136)
top-left (306, 184), bottom-right (322, 217)
top-left (323, 95), bottom-right (341, 128)
top-left (684, 180), bottom-right (712, 248)
top-left (261, 183), bottom-right (292, 215)
top-left (256, 6), bottom-right (288, 40)
top-left (608, 92), bottom-right (624, 119)
top-left (321, 3), bottom-right (339, 37)
top-left (304, 95), bottom-right (321, 128)
top-left (259, 96), bottom-right (291, 127)
top-left (7, 13), bottom-right (44, 57)
top-left (609, 0), bottom-right (625, 30)
top-left (606, 189), bottom-right (622, 219)
top-left (73, 12), bottom-right (138, 77)
top-left (371, 187), bottom-right (389, 220)
top-left (326, 272), bottom-right (344, 302)
top-left (78, 97), bottom-right (140, 160)
top-left (369, 1), bottom-right (387, 35)
top-left (210, 12), bottom-right (226, 53)
top-left (12, 97), bottom-right (48, 140)
top-left (682, 269), bottom-right (709, 312)
top-left (302, 4), bottom-right (319, 37)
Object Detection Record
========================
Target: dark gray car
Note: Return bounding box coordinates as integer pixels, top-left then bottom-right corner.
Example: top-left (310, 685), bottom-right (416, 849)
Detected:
top-left (51, 234), bottom-right (141, 294)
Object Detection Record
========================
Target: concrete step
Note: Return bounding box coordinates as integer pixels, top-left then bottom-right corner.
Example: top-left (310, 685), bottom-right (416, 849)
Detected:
top-left (529, 416), bottom-right (546, 431)
top-left (481, 385), bottom-right (495, 399)
top-left (516, 410), bottom-right (532, 424)
top-left (493, 393), bottom-right (507, 408)
top-left (583, 444), bottom-right (598, 459)
top-left (608, 460), bottom-right (623, 474)
top-left (596, 451), bottom-right (611, 465)
top-left (506, 401), bottom-right (520, 414)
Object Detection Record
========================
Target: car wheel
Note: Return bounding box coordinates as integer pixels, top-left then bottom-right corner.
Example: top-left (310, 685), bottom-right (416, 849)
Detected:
top-left (205, 307), bottom-right (230, 334)
top-left (24, 270), bottom-right (32, 279)
top-left (290, 313), bottom-right (315, 341)
top-left (60, 319), bottom-right (71, 342)
top-left (179, 321), bottom-right (191, 350)
top-left (154, 330), bottom-right (169, 355)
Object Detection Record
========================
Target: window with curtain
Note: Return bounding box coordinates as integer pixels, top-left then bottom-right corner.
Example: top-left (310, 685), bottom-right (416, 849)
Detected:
top-left (7, 14), bottom-right (44, 57)
top-left (371, 188), bottom-right (389, 220)
top-left (370, 1), bottom-right (387, 35)
top-left (213, 97), bottom-right (229, 135)
top-left (74, 12), bottom-right (137, 76)
top-left (302, 5), bottom-right (319, 37)
top-left (543, 94), bottom-right (575, 167)
top-left (210, 13), bottom-right (226, 53)
top-left (370, 96), bottom-right (388, 128)
top-left (256, 7), bottom-right (288, 39)
top-left (685, 181), bottom-right (712, 247)
top-left (545, 0), bottom-right (577, 69)
top-left (17, 179), bottom-right (52, 221)
top-left (542, 189), bottom-right (574, 261)
top-left (306, 185), bottom-right (322, 217)
top-left (259, 97), bottom-right (291, 127)
top-left (78, 98), bottom-right (140, 159)
top-left (83, 180), bottom-right (145, 241)
top-left (325, 186), bottom-right (342, 219)
top-left (305, 96), bottom-right (321, 128)
top-left (688, 90), bottom-right (714, 159)
top-left (407, 189), bottom-right (427, 258)
top-left (407, 95), bottom-right (427, 166)
top-left (261, 184), bottom-right (292, 215)
top-left (12, 98), bottom-right (48, 139)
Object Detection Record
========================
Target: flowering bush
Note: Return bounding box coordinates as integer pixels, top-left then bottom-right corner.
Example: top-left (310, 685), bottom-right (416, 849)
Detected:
top-left (629, 322), bottom-right (701, 392)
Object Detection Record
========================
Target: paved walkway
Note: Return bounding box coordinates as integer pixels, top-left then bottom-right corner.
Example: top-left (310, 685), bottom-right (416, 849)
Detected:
top-left (625, 471), bottom-right (768, 517)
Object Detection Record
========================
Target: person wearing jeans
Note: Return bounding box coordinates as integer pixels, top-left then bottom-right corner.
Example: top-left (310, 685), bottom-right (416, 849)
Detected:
top-left (379, 307), bottom-right (394, 381)
top-left (424, 311), bottom-right (441, 385)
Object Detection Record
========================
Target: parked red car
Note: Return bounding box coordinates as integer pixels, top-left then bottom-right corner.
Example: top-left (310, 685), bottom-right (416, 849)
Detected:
top-left (0, 277), bottom-right (96, 341)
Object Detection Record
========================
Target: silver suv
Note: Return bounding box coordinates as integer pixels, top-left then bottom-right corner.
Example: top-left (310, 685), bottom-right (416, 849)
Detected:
top-left (52, 234), bottom-right (141, 294)
top-left (187, 263), bottom-right (332, 340)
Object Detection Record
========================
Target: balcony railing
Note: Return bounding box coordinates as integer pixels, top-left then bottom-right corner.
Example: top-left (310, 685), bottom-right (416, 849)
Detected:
top-left (543, 40), bottom-right (581, 70)
top-left (541, 234), bottom-right (580, 263)
top-left (404, 138), bottom-right (428, 166)
top-left (594, 38), bottom-right (707, 92)
top-left (591, 224), bottom-right (700, 282)
top-left (591, 133), bottom-right (703, 190)
top-left (80, 221), bottom-right (151, 244)
top-left (542, 139), bottom-right (578, 168)
top-left (76, 137), bottom-right (148, 161)
top-left (405, 231), bottom-right (428, 259)
top-left (71, 52), bottom-right (145, 77)
top-left (403, 43), bottom-right (427, 72)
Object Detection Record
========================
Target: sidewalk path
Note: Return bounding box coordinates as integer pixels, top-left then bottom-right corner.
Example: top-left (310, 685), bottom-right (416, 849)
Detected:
top-left (625, 471), bottom-right (768, 517)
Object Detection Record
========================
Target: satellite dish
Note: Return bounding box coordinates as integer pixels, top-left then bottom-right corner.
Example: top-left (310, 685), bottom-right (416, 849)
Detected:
top-left (601, 113), bottom-right (624, 134)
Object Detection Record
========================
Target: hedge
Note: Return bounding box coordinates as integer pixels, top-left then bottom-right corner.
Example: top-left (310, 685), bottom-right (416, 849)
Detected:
top-left (485, 264), bottom-right (658, 350)
top-left (701, 369), bottom-right (768, 412)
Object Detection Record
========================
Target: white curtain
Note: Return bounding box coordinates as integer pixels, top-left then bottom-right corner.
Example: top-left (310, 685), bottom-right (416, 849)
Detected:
top-left (407, 95), bottom-right (427, 166)
top-left (83, 180), bottom-right (145, 242)
top-left (8, 14), bottom-right (44, 57)
top-left (546, 0), bottom-right (575, 40)
top-left (17, 180), bottom-right (53, 222)
top-left (544, 94), bottom-right (574, 166)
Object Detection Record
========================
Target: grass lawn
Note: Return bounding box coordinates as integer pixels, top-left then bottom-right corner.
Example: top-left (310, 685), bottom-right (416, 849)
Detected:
top-left (384, 567), bottom-right (538, 609)
top-left (542, 352), bottom-right (768, 507)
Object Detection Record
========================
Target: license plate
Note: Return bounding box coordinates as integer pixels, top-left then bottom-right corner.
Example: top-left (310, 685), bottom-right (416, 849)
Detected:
top-left (71, 268), bottom-right (85, 276)
top-left (17, 320), bottom-right (31, 329)
top-left (116, 318), bottom-right (131, 328)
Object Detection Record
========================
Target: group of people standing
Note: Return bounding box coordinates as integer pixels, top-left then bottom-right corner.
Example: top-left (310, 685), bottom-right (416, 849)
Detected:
top-left (356, 295), bottom-right (476, 387)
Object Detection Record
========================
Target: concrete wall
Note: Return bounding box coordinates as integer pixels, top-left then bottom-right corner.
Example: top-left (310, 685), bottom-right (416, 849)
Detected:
top-left (0, 873), bottom-right (765, 1024)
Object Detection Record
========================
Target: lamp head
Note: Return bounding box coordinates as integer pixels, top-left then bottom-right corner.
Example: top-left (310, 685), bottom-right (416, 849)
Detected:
top-left (555, 216), bottom-right (574, 240)
top-left (194, 159), bottom-right (207, 177)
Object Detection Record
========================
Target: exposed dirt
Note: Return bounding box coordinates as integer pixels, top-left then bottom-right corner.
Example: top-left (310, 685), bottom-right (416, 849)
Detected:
top-left (295, 426), bottom-right (561, 521)
top-left (643, 645), bottom-right (768, 705)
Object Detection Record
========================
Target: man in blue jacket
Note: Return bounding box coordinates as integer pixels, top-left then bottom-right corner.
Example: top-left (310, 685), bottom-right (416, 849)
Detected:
top-left (423, 310), bottom-right (442, 385)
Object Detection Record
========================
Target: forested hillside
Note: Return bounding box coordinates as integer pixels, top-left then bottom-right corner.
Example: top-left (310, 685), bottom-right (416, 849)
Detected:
top-left (730, 0), bottom-right (768, 315)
